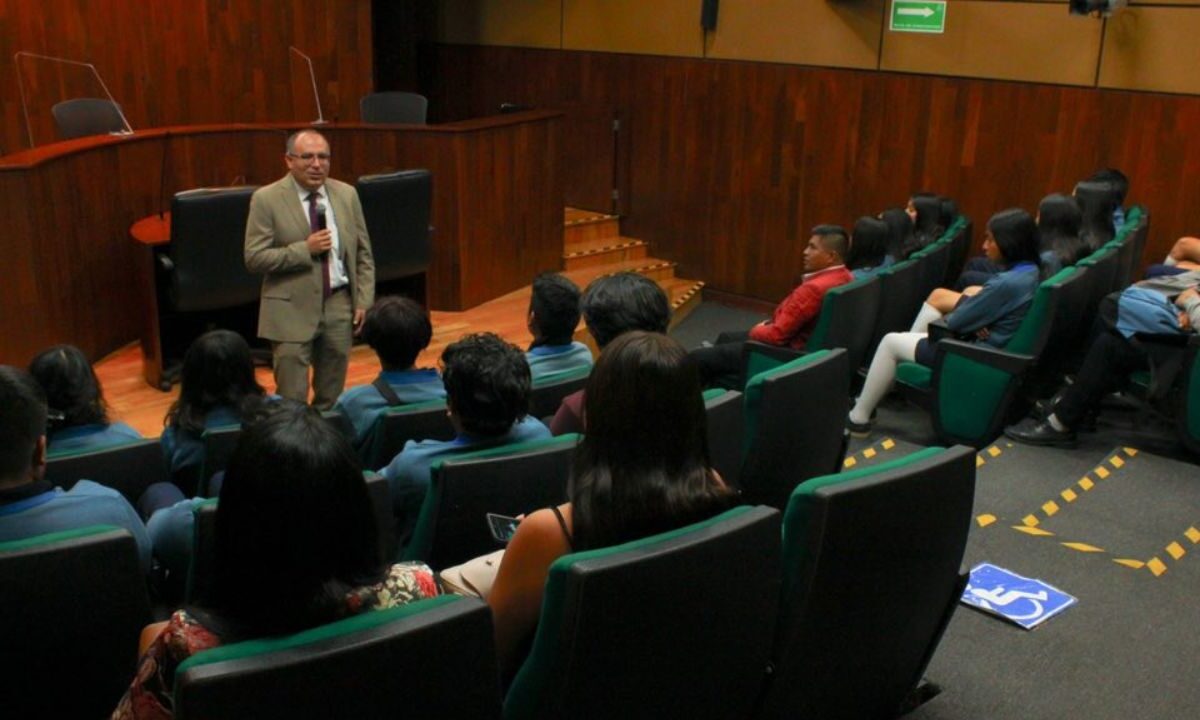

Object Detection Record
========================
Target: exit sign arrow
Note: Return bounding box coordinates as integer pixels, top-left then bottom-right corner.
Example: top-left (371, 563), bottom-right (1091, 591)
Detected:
top-left (890, 0), bottom-right (946, 33)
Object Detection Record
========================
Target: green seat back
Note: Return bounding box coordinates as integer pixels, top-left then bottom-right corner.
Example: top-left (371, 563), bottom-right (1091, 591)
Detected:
top-left (743, 350), bottom-right (832, 458)
top-left (806, 275), bottom-right (878, 352)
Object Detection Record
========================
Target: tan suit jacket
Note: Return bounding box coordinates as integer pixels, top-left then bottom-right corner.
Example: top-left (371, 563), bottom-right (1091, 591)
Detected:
top-left (244, 175), bottom-right (375, 342)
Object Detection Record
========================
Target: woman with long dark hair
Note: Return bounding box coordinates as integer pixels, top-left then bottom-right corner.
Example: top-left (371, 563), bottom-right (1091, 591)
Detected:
top-left (115, 402), bottom-right (438, 718)
top-left (1037, 193), bottom-right (1087, 272)
top-left (880, 207), bottom-right (915, 264)
top-left (900, 193), bottom-right (945, 259)
top-left (1074, 179), bottom-right (1120, 252)
top-left (847, 216), bottom-right (891, 279)
top-left (488, 331), bottom-right (735, 678)
top-left (28, 344), bottom-right (141, 454)
top-left (848, 209), bottom-right (1042, 436)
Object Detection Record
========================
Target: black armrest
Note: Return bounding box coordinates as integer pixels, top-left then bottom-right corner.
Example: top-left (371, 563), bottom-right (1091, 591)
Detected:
top-left (928, 318), bottom-right (972, 344)
top-left (935, 339), bottom-right (1035, 376)
top-left (741, 341), bottom-right (803, 364)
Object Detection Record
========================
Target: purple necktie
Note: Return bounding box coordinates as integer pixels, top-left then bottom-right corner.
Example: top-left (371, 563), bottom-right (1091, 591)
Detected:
top-left (307, 192), bottom-right (331, 299)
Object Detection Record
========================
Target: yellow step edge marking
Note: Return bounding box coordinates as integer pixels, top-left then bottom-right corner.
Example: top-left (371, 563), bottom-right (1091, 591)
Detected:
top-left (843, 457), bottom-right (857, 468)
top-left (1114, 559), bottom-right (1146, 569)
top-left (1124, 447), bottom-right (1138, 457)
top-left (1094, 466), bottom-right (1110, 479)
top-left (1042, 501), bottom-right (1060, 517)
top-left (1167, 542), bottom-right (1186, 561)
top-left (1186, 527), bottom-right (1200, 544)
top-left (976, 514), bottom-right (996, 528)
top-left (1013, 525), bottom-right (1055, 537)
top-left (987, 446), bottom-right (1001, 458)
top-left (1078, 477), bottom-right (1095, 491)
top-left (882, 438), bottom-right (896, 450)
top-left (1061, 542), bottom-right (1105, 553)
top-left (1022, 514), bottom-right (1040, 527)
top-left (1061, 488), bottom-right (1078, 503)
top-left (976, 456), bottom-right (985, 468)
top-left (1147, 557), bottom-right (1168, 577)
top-left (1110, 456), bottom-right (1125, 469)
top-left (863, 447), bottom-right (877, 459)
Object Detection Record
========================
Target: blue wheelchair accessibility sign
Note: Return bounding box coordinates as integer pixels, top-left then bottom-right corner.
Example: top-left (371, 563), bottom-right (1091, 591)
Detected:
top-left (961, 563), bottom-right (1077, 630)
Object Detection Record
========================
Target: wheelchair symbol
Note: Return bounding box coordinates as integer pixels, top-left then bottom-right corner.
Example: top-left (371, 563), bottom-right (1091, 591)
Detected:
top-left (967, 585), bottom-right (1049, 621)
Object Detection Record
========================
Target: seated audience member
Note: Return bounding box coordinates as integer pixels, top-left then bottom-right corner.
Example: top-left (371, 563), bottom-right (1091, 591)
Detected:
top-left (0, 366), bottom-right (151, 571)
top-left (1146, 235), bottom-right (1200, 278)
top-left (525, 272), bottom-right (593, 381)
top-left (690, 225), bottom-right (853, 390)
top-left (488, 331), bottom-right (735, 680)
top-left (846, 216), bottom-right (891, 280)
top-left (29, 344), bottom-right (141, 454)
top-left (880, 207), bottom-right (915, 265)
top-left (333, 296), bottom-right (445, 445)
top-left (939, 197), bottom-right (960, 229)
top-left (1036, 193), bottom-right (1087, 273)
top-left (1087, 167), bottom-right (1129, 230)
top-left (1074, 179), bottom-right (1120, 252)
top-left (1006, 273), bottom-right (1200, 447)
top-left (379, 333), bottom-right (551, 548)
top-left (161, 330), bottom-right (268, 485)
top-left (848, 208), bottom-right (1041, 436)
top-left (899, 192), bottom-right (945, 259)
top-left (549, 272), bottom-right (670, 434)
top-left (113, 403), bottom-right (438, 719)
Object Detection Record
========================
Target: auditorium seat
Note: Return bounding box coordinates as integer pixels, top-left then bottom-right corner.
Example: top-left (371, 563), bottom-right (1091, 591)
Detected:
top-left (356, 169), bottom-right (433, 300)
top-left (739, 348), bottom-right (849, 511)
top-left (403, 435), bottom-right (578, 569)
top-left (704, 388), bottom-right (745, 490)
top-left (504, 505), bottom-right (780, 720)
top-left (0, 525), bottom-right (152, 718)
top-left (51, 97), bottom-right (127, 139)
top-left (529, 366), bottom-right (591, 421)
top-left (359, 91), bottom-right (429, 124)
top-left (174, 596), bottom-right (502, 719)
top-left (358, 399), bottom-right (457, 470)
top-left (755, 446), bottom-right (974, 720)
top-left (865, 258), bottom-right (926, 367)
top-left (804, 274), bottom-right (882, 381)
top-left (45, 438), bottom-right (169, 506)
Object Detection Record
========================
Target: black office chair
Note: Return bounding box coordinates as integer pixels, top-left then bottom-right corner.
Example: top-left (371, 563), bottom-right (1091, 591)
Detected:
top-left (175, 596), bottom-right (502, 719)
top-left (164, 186), bottom-right (261, 313)
top-left (359, 91), bottom-right (429, 124)
top-left (355, 170), bottom-right (433, 293)
top-left (45, 438), bottom-right (169, 506)
top-left (0, 525), bottom-right (152, 717)
top-left (51, 97), bottom-right (128, 140)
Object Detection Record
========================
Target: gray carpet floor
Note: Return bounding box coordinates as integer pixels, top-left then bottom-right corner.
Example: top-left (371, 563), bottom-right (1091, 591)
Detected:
top-left (672, 301), bottom-right (1200, 720)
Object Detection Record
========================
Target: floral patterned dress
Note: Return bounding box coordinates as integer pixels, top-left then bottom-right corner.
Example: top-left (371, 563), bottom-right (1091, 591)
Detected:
top-left (111, 562), bottom-right (439, 719)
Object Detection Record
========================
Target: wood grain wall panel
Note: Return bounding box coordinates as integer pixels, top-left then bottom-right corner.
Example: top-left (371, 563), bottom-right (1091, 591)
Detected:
top-left (705, 0), bottom-right (885, 70)
top-left (432, 45), bottom-right (1200, 303)
top-left (880, 2), bottom-right (1103, 86)
top-left (437, 0), bottom-right (563, 48)
top-left (1099, 8), bottom-right (1200, 94)
top-left (562, 0), bottom-right (703, 57)
top-left (0, 0), bottom-right (373, 154)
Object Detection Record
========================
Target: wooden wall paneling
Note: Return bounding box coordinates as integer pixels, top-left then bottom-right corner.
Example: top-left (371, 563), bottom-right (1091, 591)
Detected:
top-left (430, 45), bottom-right (1200, 302)
top-left (562, 0), bottom-right (704, 57)
top-left (705, 0), bottom-right (885, 70)
top-left (437, 0), bottom-right (564, 48)
top-left (1099, 7), bottom-right (1200, 95)
top-left (0, 0), bottom-right (373, 154)
top-left (880, 1), bottom-right (1104, 86)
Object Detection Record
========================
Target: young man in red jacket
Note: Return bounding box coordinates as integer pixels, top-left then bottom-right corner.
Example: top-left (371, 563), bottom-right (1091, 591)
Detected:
top-left (691, 225), bottom-right (853, 389)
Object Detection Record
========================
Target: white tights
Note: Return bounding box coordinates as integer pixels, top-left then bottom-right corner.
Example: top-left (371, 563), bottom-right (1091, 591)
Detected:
top-left (848, 303), bottom-right (944, 424)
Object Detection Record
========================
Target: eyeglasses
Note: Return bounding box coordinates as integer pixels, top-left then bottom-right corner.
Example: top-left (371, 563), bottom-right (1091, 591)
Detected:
top-left (288, 152), bottom-right (331, 161)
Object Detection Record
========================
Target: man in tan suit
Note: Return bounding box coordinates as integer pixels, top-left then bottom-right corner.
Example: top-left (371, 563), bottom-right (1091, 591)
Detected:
top-left (245, 130), bottom-right (374, 409)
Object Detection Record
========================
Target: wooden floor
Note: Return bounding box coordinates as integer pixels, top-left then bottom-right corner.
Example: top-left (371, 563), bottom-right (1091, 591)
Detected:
top-left (96, 208), bottom-right (705, 437)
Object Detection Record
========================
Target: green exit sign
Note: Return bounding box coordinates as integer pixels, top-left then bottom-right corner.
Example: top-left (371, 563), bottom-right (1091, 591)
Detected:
top-left (890, 0), bottom-right (947, 34)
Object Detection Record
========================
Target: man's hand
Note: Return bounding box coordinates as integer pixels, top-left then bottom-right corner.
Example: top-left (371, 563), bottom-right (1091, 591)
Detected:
top-left (353, 308), bottom-right (366, 335)
top-left (1174, 287), bottom-right (1199, 309)
top-left (305, 229), bottom-right (333, 256)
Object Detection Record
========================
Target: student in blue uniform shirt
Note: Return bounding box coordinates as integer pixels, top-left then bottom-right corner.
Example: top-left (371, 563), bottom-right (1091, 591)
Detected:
top-left (0, 366), bottom-right (151, 572)
top-left (332, 296), bottom-right (446, 445)
top-left (525, 273), bottom-right (593, 381)
top-left (28, 344), bottom-right (142, 456)
top-left (380, 333), bottom-right (551, 550)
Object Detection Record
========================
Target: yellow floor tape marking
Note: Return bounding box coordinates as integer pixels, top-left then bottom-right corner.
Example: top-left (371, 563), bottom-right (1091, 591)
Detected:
top-left (1061, 488), bottom-right (1078, 503)
top-left (1042, 501), bottom-right (1060, 517)
top-left (1124, 447), bottom-right (1138, 457)
top-left (976, 456), bottom-right (985, 468)
top-left (1094, 466), bottom-right (1110, 479)
top-left (976, 514), bottom-right (996, 528)
top-left (882, 438), bottom-right (895, 450)
top-left (1013, 525), bottom-right (1055, 537)
top-left (1167, 542), bottom-right (1186, 560)
top-left (1061, 542), bottom-right (1104, 553)
top-left (1022, 514), bottom-right (1039, 527)
top-left (1186, 527), bottom-right (1200, 544)
top-left (1113, 559), bottom-right (1146, 569)
top-left (1078, 477), bottom-right (1095, 491)
top-left (1110, 456), bottom-right (1125, 469)
top-left (843, 457), bottom-right (857, 468)
top-left (863, 447), bottom-right (876, 459)
top-left (1147, 558), bottom-right (1167, 576)
top-left (988, 446), bottom-right (1001, 458)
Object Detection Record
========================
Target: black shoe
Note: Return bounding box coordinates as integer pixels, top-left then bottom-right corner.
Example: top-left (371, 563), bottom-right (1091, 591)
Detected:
top-left (1004, 417), bottom-right (1077, 448)
top-left (1033, 398), bottom-right (1097, 432)
top-left (847, 416), bottom-right (873, 438)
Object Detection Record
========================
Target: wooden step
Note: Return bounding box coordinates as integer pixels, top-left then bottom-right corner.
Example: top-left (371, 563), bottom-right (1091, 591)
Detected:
top-left (564, 208), bottom-right (620, 245)
top-left (663, 278), bottom-right (706, 328)
top-left (561, 258), bottom-right (678, 287)
top-left (563, 237), bottom-right (650, 270)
